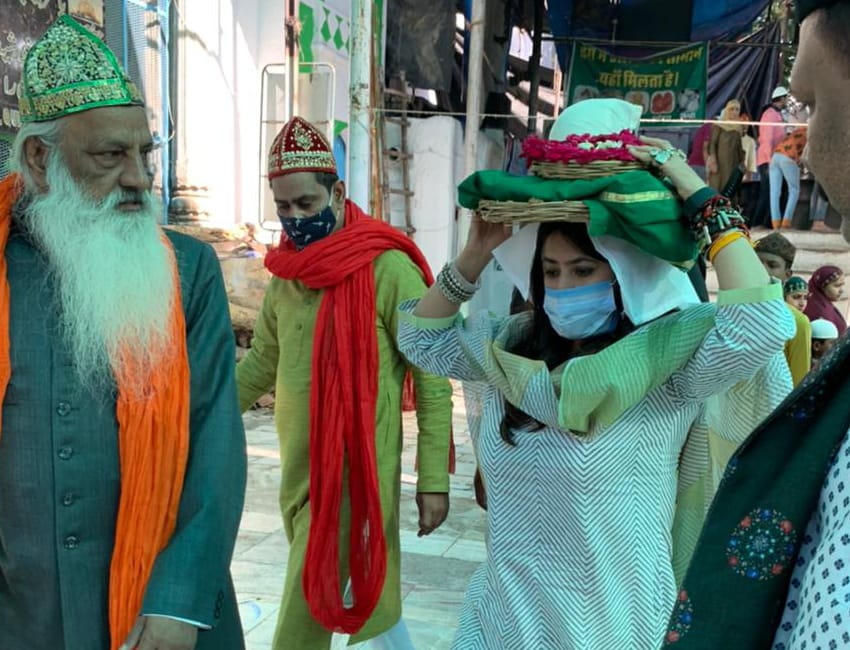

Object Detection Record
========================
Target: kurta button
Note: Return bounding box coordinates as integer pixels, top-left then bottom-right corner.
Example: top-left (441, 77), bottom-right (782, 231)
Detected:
top-left (295, 324), bottom-right (302, 330)
top-left (63, 535), bottom-right (79, 550)
top-left (56, 401), bottom-right (71, 416)
top-left (58, 446), bottom-right (73, 460)
top-left (61, 493), bottom-right (76, 506)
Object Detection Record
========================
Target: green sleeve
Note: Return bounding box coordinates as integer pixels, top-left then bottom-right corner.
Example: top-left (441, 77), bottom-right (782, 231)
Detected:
top-left (143, 238), bottom-right (246, 626)
top-left (376, 251), bottom-right (453, 493)
top-left (784, 307), bottom-right (812, 387)
top-left (235, 279), bottom-right (281, 412)
top-left (716, 279), bottom-right (784, 306)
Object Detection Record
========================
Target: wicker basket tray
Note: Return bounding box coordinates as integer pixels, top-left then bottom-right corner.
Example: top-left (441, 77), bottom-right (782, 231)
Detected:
top-left (477, 199), bottom-right (589, 224)
top-left (530, 159), bottom-right (644, 180)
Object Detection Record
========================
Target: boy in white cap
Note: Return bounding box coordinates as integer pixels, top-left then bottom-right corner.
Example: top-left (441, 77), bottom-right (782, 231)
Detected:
top-left (810, 317), bottom-right (840, 368)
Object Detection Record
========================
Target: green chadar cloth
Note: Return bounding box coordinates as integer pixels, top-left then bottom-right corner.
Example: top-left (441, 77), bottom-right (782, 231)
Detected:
top-left (458, 169), bottom-right (699, 267)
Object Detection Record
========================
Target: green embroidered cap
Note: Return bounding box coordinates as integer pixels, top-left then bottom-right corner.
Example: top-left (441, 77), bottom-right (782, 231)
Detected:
top-left (18, 14), bottom-right (144, 123)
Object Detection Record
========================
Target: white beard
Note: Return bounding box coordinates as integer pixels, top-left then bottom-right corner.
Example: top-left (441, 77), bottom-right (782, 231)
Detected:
top-left (22, 153), bottom-right (175, 396)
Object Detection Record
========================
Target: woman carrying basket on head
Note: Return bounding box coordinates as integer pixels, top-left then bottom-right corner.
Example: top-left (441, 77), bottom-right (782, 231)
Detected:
top-left (396, 99), bottom-right (794, 650)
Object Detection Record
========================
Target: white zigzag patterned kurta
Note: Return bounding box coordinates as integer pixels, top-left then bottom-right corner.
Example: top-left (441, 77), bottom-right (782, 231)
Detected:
top-left (398, 292), bottom-right (794, 650)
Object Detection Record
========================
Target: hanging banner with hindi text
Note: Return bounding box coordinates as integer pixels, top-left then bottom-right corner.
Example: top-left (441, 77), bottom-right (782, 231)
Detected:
top-left (567, 42), bottom-right (708, 122)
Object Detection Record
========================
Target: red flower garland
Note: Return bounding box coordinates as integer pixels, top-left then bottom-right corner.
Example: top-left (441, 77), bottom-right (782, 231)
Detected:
top-left (522, 130), bottom-right (643, 165)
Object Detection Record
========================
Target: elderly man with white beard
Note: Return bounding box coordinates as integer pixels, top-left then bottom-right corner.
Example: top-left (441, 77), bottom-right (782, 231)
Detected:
top-left (0, 16), bottom-right (246, 650)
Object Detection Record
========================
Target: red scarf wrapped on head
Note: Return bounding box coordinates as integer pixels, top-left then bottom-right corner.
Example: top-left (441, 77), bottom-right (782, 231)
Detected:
top-left (265, 199), bottom-right (434, 633)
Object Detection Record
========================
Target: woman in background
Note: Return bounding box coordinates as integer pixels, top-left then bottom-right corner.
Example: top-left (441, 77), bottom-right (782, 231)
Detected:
top-left (804, 265), bottom-right (847, 335)
top-left (707, 99), bottom-right (745, 193)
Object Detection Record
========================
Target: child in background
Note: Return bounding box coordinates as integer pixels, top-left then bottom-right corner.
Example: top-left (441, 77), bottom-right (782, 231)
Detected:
top-left (810, 318), bottom-right (839, 370)
top-left (784, 276), bottom-right (808, 313)
top-left (740, 114), bottom-right (758, 182)
top-left (754, 233), bottom-right (812, 386)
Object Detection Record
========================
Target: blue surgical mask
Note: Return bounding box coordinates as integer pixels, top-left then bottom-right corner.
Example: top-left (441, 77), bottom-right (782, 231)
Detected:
top-left (280, 197), bottom-right (338, 249)
top-left (543, 280), bottom-right (619, 340)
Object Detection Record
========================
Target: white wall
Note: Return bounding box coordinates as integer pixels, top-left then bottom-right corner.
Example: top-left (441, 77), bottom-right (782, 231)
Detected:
top-left (383, 116), bottom-right (505, 277)
top-left (172, 0), bottom-right (280, 226)
top-left (177, 0), bottom-right (505, 248)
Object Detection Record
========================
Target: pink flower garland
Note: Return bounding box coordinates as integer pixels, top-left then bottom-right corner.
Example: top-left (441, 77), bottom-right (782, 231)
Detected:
top-left (522, 130), bottom-right (642, 165)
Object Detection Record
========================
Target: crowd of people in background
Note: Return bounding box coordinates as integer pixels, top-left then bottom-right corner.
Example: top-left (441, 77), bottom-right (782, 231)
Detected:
top-left (689, 84), bottom-right (840, 234)
top-left (753, 230), bottom-right (847, 381)
top-left (4, 2), bottom-right (850, 650)
top-left (754, 232), bottom-right (847, 386)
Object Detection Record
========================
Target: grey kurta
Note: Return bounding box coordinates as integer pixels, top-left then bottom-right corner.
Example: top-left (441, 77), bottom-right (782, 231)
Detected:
top-left (0, 226), bottom-right (247, 649)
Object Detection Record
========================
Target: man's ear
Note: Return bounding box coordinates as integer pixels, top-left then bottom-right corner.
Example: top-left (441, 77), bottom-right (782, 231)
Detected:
top-left (333, 180), bottom-right (346, 202)
top-left (23, 137), bottom-right (50, 192)
top-left (785, 269), bottom-right (793, 280)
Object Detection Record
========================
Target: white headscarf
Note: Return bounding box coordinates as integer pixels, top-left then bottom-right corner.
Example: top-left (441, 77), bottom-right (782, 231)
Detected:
top-left (494, 98), bottom-right (700, 326)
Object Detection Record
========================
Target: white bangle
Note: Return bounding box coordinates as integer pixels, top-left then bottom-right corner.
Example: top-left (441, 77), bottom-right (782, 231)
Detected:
top-left (449, 261), bottom-right (480, 293)
top-left (436, 261), bottom-right (481, 304)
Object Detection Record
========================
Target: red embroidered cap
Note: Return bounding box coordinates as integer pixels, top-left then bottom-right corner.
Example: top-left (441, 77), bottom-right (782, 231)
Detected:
top-left (268, 116), bottom-right (337, 179)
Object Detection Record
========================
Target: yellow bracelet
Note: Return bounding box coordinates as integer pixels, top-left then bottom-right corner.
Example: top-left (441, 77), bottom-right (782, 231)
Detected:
top-left (707, 230), bottom-right (749, 265)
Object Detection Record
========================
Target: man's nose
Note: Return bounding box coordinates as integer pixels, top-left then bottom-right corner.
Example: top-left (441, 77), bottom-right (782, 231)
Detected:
top-left (277, 206), bottom-right (298, 220)
top-left (120, 151), bottom-right (152, 193)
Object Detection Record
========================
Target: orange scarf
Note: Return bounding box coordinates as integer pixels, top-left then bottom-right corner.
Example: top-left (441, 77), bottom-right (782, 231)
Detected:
top-left (265, 200), bottom-right (433, 633)
top-left (0, 174), bottom-right (190, 649)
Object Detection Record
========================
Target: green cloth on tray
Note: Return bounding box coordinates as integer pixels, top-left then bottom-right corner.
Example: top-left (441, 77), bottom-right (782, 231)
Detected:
top-left (458, 169), bottom-right (699, 266)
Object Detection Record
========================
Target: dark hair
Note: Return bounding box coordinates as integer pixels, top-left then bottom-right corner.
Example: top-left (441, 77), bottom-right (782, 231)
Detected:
top-left (498, 222), bottom-right (634, 445)
top-left (819, 4), bottom-right (850, 75)
top-left (314, 172), bottom-right (340, 193)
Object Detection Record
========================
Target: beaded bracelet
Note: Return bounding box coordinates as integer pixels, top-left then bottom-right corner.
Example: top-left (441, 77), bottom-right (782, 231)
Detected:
top-left (437, 261), bottom-right (481, 304)
top-left (689, 195), bottom-right (748, 249)
top-left (707, 229), bottom-right (750, 265)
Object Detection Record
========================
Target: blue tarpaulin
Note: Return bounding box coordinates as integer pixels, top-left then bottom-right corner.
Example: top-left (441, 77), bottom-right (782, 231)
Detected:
top-left (547, 0), bottom-right (772, 69)
top-left (691, 1), bottom-right (773, 41)
top-left (704, 23), bottom-right (782, 122)
top-left (541, 1), bottom-right (781, 123)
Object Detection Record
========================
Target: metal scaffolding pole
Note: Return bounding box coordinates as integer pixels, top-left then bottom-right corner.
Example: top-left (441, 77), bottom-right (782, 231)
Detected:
top-left (458, 0), bottom-right (487, 253)
top-left (527, 0), bottom-right (544, 135)
top-left (349, 0), bottom-right (372, 209)
top-left (285, 0), bottom-right (299, 119)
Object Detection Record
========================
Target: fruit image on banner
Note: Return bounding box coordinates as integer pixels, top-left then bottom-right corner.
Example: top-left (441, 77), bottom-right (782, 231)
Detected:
top-left (567, 42), bottom-right (708, 121)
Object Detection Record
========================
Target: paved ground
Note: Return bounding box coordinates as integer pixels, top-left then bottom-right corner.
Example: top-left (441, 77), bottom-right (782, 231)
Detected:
top-left (233, 382), bottom-right (485, 650)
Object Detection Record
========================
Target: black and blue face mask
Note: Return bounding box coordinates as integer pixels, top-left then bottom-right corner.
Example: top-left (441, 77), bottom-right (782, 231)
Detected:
top-left (280, 197), bottom-right (337, 249)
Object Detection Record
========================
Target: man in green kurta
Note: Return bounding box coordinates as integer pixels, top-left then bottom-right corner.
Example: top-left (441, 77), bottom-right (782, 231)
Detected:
top-left (236, 116), bottom-right (453, 649)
